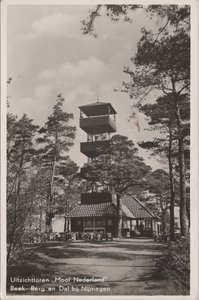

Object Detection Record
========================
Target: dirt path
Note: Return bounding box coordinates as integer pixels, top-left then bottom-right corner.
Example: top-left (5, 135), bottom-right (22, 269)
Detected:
top-left (7, 238), bottom-right (177, 296)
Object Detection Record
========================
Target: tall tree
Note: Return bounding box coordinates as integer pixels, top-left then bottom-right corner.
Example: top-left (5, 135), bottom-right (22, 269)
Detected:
top-left (36, 95), bottom-right (76, 234)
top-left (139, 94), bottom-right (190, 238)
top-left (7, 113), bottom-right (39, 262)
top-left (124, 6), bottom-right (190, 236)
top-left (53, 157), bottom-right (80, 231)
top-left (146, 169), bottom-right (173, 234)
top-left (126, 29), bottom-right (190, 236)
top-left (83, 134), bottom-right (151, 237)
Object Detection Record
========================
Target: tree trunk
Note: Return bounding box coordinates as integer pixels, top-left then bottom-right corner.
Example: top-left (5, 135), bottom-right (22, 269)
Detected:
top-left (7, 242), bottom-right (14, 264)
top-left (161, 210), bottom-right (166, 233)
top-left (178, 133), bottom-right (188, 236)
top-left (7, 163), bottom-right (22, 263)
top-left (159, 197), bottom-right (168, 235)
top-left (186, 198), bottom-right (190, 230)
top-left (64, 218), bottom-right (67, 232)
top-left (45, 157), bottom-right (56, 234)
top-left (174, 97), bottom-right (188, 236)
top-left (45, 210), bottom-right (53, 234)
top-left (39, 200), bottom-right (43, 241)
top-left (168, 127), bottom-right (175, 241)
top-left (116, 194), bottom-right (122, 237)
top-left (63, 179), bottom-right (72, 232)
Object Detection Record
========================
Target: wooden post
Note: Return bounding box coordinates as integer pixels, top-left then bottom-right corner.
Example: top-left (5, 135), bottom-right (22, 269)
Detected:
top-left (116, 194), bottom-right (122, 237)
top-left (108, 104), bottom-right (110, 116)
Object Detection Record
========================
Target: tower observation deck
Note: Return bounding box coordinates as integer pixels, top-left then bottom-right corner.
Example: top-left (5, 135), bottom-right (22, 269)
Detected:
top-left (79, 102), bottom-right (117, 158)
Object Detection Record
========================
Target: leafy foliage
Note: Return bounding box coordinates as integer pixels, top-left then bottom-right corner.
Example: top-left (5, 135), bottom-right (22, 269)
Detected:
top-left (7, 113), bottom-right (39, 262)
top-left (82, 5), bottom-right (190, 38)
top-left (36, 94), bottom-right (77, 233)
top-left (82, 134), bottom-right (152, 237)
top-left (156, 236), bottom-right (190, 294)
top-left (7, 94), bottom-right (79, 261)
top-left (82, 5), bottom-right (141, 36)
top-left (82, 134), bottom-right (151, 194)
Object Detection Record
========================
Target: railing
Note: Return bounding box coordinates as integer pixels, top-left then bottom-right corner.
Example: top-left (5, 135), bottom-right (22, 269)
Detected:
top-left (80, 140), bottom-right (110, 157)
top-left (80, 115), bottom-right (116, 134)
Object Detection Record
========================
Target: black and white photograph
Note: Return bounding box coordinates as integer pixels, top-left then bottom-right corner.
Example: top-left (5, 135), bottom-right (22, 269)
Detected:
top-left (1, 0), bottom-right (198, 298)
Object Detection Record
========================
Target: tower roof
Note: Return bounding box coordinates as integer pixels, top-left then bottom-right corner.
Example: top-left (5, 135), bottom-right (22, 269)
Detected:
top-left (79, 102), bottom-right (117, 116)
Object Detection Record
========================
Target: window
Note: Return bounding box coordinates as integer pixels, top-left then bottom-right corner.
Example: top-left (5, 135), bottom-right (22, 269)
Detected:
top-left (84, 218), bottom-right (94, 228)
top-left (107, 219), bottom-right (112, 226)
top-left (95, 217), bottom-right (105, 228)
top-left (84, 217), bottom-right (105, 230)
top-left (77, 220), bottom-right (81, 226)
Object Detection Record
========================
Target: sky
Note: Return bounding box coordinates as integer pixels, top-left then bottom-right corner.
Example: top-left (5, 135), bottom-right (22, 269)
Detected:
top-left (7, 4), bottom-right (163, 169)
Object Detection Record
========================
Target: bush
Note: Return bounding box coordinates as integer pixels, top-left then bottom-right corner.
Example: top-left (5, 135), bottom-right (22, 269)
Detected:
top-left (156, 236), bottom-right (190, 295)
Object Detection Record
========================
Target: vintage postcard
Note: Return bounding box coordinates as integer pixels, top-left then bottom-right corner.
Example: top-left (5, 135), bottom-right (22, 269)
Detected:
top-left (1, 0), bottom-right (198, 299)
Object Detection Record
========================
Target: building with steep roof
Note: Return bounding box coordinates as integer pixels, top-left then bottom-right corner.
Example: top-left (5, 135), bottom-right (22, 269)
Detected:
top-left (66, 193), bottom-right (160, 237)
top-left (120, 195), bottom-right (161, 237)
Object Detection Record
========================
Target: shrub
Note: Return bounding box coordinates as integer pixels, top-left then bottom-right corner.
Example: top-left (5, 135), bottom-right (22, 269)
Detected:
top-left (156, 236), bottom-right (190, 295)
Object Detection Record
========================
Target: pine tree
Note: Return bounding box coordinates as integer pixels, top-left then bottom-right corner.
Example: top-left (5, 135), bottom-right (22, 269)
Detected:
top-left (7, 113), bottom-right (39, 262)
top-left (123, 9), bottom-right (190, 236)
top-left (83, 134), bottom-right (151, 237)
top-left (139, 96), bottom-right (189, 238)
top-left (36, 95), bottom-right (76, 234)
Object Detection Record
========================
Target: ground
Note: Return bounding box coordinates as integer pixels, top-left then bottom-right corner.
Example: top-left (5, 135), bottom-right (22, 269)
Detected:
top-left (7, 238), bottom-right (178, 296)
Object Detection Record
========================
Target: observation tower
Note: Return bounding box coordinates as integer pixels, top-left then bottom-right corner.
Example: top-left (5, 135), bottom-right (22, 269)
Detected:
top-left (79, 101), bottom-right (117, 159)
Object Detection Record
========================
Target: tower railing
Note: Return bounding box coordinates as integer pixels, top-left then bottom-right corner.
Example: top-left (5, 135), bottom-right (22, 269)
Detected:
top-left (80, 115), bottom-right (116, 134)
